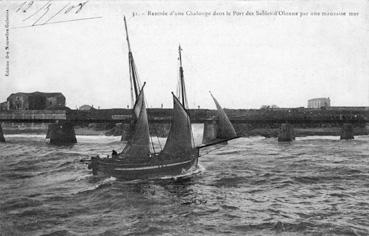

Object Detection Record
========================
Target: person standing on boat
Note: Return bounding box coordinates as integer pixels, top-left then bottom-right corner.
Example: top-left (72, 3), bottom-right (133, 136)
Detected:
top-left (112, 150), bottom-right (118, 159)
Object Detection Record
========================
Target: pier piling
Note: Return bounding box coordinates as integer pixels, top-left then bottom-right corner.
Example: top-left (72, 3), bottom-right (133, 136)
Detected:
top-left (121, 123), bottom-right (133, 141)
top-left (340, 123), bottom-right (354, 140)
top-left (0, 123), bottom-right (5, 142)
top-left (47, 121), bottom-right (77, 145)
top-left (202, 119), bottom-right (218, 144)
top-left (278, 123), bottom-right (295, 142)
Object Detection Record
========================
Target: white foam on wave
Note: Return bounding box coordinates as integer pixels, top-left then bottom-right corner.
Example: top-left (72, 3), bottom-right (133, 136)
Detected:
top-left (74, 176), bottom-right (117, 194)
top-left (4, 134), bottom-right (46, 138)
top-left (3, 134), bottom-right (122, 145)
top-left (100, 176), bottom-right (117, 185)
top-left (296, 136), bottom-right (340, 141)
top-left (355, 135), bottom-right (369, 140)
top-left (159, 164), bottom-right (205, 180)
top-left (74, 174), bottom-right (91, 182)
top-left (75, 135), bottom-right (121, 143)
top-left (237, 136), bottom-right (266, 142)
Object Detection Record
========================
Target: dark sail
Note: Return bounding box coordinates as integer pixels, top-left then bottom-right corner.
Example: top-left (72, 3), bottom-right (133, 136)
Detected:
top-left (120, 87), bottom-right (150, 160)
top-left (202, 92), bottom-right (237, 145)
top-left (162, 94), bottom-right (194, 158)
top-left (211, 92), bottom-right (237, 139)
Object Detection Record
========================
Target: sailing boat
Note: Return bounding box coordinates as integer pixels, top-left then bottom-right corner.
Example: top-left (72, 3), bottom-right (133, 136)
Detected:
top-left (87, 18), bottom-right (199, 179)
top-left (201, 92), bottom-right (238, 146)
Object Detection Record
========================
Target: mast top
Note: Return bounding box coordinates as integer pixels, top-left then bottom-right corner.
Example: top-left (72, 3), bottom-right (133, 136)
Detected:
top-left (178, 45), bottom-right (183, 67)
top-left (124, 16), bottom-right (132, 52)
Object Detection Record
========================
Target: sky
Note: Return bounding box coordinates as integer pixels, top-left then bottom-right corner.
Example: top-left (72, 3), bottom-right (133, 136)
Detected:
top-left (0, 0), bottom-right (368, 109)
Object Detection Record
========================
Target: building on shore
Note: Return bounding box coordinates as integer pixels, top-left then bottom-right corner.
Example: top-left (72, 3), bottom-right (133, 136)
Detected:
top-left (307, 97), bottom-right (331, 109)
top-left (79, 105), bottom-right (96, 111)
top-left (5, 92), bottom-right (66, 110)
top-left (0, 101), bottom-right (9, 111)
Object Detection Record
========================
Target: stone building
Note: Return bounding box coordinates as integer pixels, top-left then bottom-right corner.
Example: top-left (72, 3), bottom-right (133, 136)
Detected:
top-left (43, 93), bottom-right (66, 108)
top-left (6, 92), bottom-right (66, 110)
top-left (307, 97), bottom-right (331, 109)
top-left (0, 101), bottom-right (9, 111)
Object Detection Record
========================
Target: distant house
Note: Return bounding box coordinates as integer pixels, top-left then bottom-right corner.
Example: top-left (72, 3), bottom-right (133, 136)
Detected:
top-left (79, 105), bottom-right (96, 111)
top-left (44, 93), bottom-right (66, 108)
top-left (307, 97), bottom-right (330, 109)
top-left (7, 92), bottom-right (66, 110)
top-left (0, 101), bottom-right (9, 111)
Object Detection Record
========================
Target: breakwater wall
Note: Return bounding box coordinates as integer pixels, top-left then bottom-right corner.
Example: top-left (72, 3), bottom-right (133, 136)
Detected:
top-left (99, 107), bottom-right (369, 137)
top-left (1, 107), bottom-right (368, 123)
top-left (66, 106), bottom-right (369, 122)
top-left (1, 107), bottom-right (368, 137)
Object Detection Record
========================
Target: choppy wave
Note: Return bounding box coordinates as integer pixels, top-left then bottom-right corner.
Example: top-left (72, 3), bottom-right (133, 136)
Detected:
top-left (159, 163), bottom-right (205, 181)
top-left (1, 134), bottom-right (369, 235)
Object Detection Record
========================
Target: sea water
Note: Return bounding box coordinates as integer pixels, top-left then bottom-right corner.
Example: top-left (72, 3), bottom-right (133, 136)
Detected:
top-left (1, 130), bottom-right (369, 235)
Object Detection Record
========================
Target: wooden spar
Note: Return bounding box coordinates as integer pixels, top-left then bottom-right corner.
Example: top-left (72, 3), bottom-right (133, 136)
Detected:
top-left (124, 16), bottom-right (139, 101)
top-left (178, 45), bottom-right (185, 108)
top-left (197, 136), bottom-right (240, 149)
top-left (123, 16), bottom-right (132, 52)
top-left (178, 45), bottom-right (183, 67)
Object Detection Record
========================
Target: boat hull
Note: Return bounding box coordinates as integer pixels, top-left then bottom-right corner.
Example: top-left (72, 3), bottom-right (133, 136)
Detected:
top-left (89, 156), bottom-right (199, 180)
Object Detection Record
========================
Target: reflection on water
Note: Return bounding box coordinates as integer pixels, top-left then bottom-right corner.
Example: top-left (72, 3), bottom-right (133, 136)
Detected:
top-left (1, 132), bottom-right (369, 235)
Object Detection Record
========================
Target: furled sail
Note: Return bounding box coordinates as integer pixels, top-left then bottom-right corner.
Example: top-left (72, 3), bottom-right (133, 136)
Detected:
top-left (120, 86), bottom-right (151, 160)
top-left (122, 16), bottom-right (142, 142)
top-left (124, 16), bottom-right (141, 106)
top-left (202, 92), bottom-right (237, 144)
top-left (128, 51), bottom-right (141, 106)
top-left (162, 94), bottom-right (194, 158)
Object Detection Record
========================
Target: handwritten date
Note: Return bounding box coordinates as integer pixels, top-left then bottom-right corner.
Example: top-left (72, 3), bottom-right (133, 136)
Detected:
top-left (15, 0), bottom-right (89, 26)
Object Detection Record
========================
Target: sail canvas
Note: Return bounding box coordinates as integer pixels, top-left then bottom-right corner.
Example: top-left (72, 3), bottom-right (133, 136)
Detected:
top-left (210, 93), bottom-right (237, 140)
top-left (162, 94), bottom-right (194, 158)
top-left (121, 88), bottom-right (151, 160)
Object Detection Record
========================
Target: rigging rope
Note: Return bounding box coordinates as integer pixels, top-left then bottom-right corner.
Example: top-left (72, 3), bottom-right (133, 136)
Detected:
top-left (200, 144), bottom-right (226, 156)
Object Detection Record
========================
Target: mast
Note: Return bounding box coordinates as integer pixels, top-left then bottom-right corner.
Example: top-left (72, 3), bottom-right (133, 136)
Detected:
top-left (124, 16), bottom-right (140, 103)
top-left (124, 16), bottom-right (132, 52)
top-left (178, 45), bottom-right (187, 109)
top-left (120, 17), bottom-right (155, 157)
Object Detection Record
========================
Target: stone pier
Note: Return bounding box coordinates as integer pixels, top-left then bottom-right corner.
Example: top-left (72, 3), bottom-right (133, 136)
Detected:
top-left (340, 123), bottom-right (354, 140)
top-left (278, 123), bottom-right (295, 142)
top-left (202, 119), bottom-right (218, 144)
top-left (0, 123), bottom-right (5, 142)
top-left (47, 121), bottom-right (77, 145)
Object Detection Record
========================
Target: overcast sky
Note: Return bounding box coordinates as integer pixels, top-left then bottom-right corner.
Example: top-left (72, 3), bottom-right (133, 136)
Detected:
top-left (1, 0), bottom-right (368, 109)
